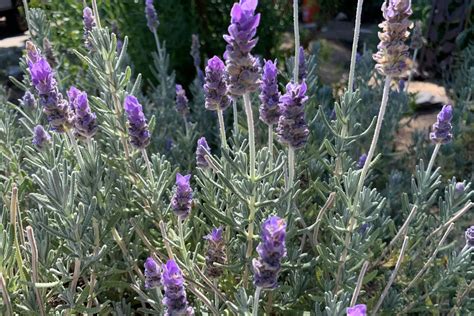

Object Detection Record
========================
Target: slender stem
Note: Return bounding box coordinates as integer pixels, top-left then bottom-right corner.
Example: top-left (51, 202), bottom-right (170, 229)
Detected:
top-left (312, 192), bottom-right (336, 245)
top-left (372, 236), bottom-right (409, 315)
top-left (67, 130), bottom-right (84, 166)
top-left (373, 205), bottom-right (418, 267)
top-left (356, 75), bottom-right (391, 196)
top-left (243, 195), bottom-right (256, 288)
top-left (217, 109), bottom-right (227, 149)
top-left (406, 48), bottom-right (418, 92)
top-left (158, 221), bottom-right (175, 260)
top-left (428, 202), bottom-right (473, 239)
top-left (403, 223), bottom-right (454, 294)
top-left (252, 287), bottom-right (263, 316)
top-left (178, 219), bottom-right (194, 277)
top-left (91, 0), bottom-right (101, 28)
top-left (10, 185), bottom-right (26, 283)
top-left (183, 115), bottom-right (189, 138)
top-left (26, 227), bottom-right (45, 316)
top-left (70, 258), bottom-right (81, 294)
top-left (426, 143), bottom-right (441, 175)
top-left (243, 93), bottom-right (256, 179)
top-left (448, 280), bottom-right (474, 316)
top-left (347, 0), bottom-right (364, 92)
top-left (111, 227), bottom-right (145, 280)
top-left (232, 99), bottom-right (239, 137)
top-left (213, 279), bottom-right (219, 311)
top-left (0, 273), bottom-right (13, 316)
top-left (287, 147), bottom-right (295, 190)
top-left (141, 148), bottom-right (153, 181)
top-left (268, 124), bottom-right (273, 168)
top-left (152, 30), bottom-right (167, 98)
top-left (293, 0), bottom-right (300, 83)
top-left (350, 260), bottom-right (369, 306)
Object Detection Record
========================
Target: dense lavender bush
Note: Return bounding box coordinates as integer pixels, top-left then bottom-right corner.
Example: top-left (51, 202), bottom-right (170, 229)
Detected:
top-left (0, 0), bottom-right (472, 315)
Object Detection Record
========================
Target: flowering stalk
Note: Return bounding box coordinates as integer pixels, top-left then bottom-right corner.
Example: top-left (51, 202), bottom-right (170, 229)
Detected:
top-left (217, 109), bottom-right (227, 149)
top-left (252, 286), bottom-right (262, 316)
top-left (347, 0), bottom-right (365, 92)
top-left (293, 0), bottom-right (300, 83)
top-left (0, 273), bottom-right (12, 316)
top-left (243, 93), bottom-right (256, 179)
top-left (232, 100), bottom-right (239, 137)
top-left (372, 236), bottom-right (409, 315)
top-left (26, 226), bottom-right (45, 316)
top-left (403, 223), bottom-right (454, 294)
top-left (350, 261), bottom-right (369, 307)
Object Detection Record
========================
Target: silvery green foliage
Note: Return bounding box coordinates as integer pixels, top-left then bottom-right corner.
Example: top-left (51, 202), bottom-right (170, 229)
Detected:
top-left (0, 3), bottom-right (473, 316)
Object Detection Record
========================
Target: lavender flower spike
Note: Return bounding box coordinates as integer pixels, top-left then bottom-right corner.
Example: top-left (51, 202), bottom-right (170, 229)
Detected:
top-left (204, 227), bottom-right (227, 278)
top-left (223, 0), bottom-right (261, 95)
top-left (175, 84), bottom-right (190, 117)
top-left (276, 81), bottom-right (309, 149)
top-left (259, 59), bottom-right (281, 126)
top-left (298, 46), bottom-right (306, 82)
top-left (204, 56), bottom-right (231, 111)
top-left (162, 260), bottom-right (194, 315)
top-left (171, 173), bottom-right (193, 219)
top-left (357, 153), bottom-right (367, 169)
top-left (29, 57), bottom-right (72, 133)
top-left (429, 104), bottom-right (453, 144)
top-left (252, 215), bottom-right (287, 289)
top-left (347, 304), bottom-right (367, 316)
top-left (196, 137), bottom-right (211, 168)
top-left (83, 7), bottom-right (96, 49)
top-left (373, 0), bottom-right (412, 77)
top-left (72, 90), bottom-right (98, 140)
top-left (124, 95), bottom-right (151, 149)
top-left (190, 34), bottom-right (201, 70)
top-left (145, 0), bottom-right (159, 32)
top-left (20, 91), bottom-right (36, 108)
top-left (32, 125), bottom-right (51, 149)
top-left (144, 257), bottom-right (161, 289)
top-left (465, 226), bottom-right (474, 247)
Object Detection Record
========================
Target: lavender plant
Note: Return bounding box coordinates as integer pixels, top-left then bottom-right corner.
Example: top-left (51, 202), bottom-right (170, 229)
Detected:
top-left (0, 0), bottom-right (472, 315)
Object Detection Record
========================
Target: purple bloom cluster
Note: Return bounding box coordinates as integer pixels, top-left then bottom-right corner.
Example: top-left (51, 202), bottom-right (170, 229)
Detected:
top-left (455, 182), bottom-right (465, 194)
top-left (171, 173), bottom-right (193, 219)
top-left (124, 96), bottom-right (151, 149)
top-left (298, 46), bottom-right (306, 82)
top-left (175, 84), bottom-right (190, 117)
top-left (145, 0), bottom-right (159, 32)
top-left (68, 87), bottom-right (98, 140)
top-left (32, 125), bottom-right (51, 150)
top-left (223, 0), bottom-right (261, 96)
top-left (347, 304), bottom-right (367, 316)
top-left (144, 257), bottom-right (161, 289)
top-left (196, 137), bottom-right (211, 168)
top-left (357, 153), bottom-right (367, 169)
top-left (204, 227), bottom-right (227, 278)
top-left (429, 104), bottom-right (453, 144)
top-left (20, 91), bottom-right (36, 108)
top-left (29, 57), bottom-right (73, 133)
top-left (190, 34), bottom-right (201, 70)
top-left (204, 56), bottom-right (231, 111)
top-left (42, 38), bottom-right (57, 68)
top-left (259, 59), bottom-right (281, 126)
top-left (252, 215), bottom-right (287, 289)
top-left (373, 0), bottom-right (412, 77)
top-left (465, 226), bottom-right (474, 247)
top-left (83, 7), bottom-right (96, 49)
top-left (162, 260), bottom-right (194, 316)
top-left (276, 81), bottom-right (309, 149)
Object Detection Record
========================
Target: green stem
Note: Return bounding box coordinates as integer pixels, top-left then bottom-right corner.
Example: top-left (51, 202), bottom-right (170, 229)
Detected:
top-left (243, 93), bottom-right (256, 179)
top-left (347, 0), bottom-right (364, 92)
top-left (293, 0), bottom-right (300, 83)
top-left (67, 130), bottom-right (84, 166)
top-left (91, 0), bottom-right (101, 28)
top-left (252, 287), bottom-right (263, 316)
top-left (141, 148), bottom-right (153, 182)
top-left (232, 99), bottom-right (239, 137)
top-left (426, 143), bottom-right (440, 175)
top-left (217, 109), bottom-right (227, 149)
top-left (287, 147), bottom-right (295, 191)
top-left (178, 219), bottom-right (194, 277)
top-left (0, 273), bottom-right (13, 316)
top-left (268, 124), bottom-right (273, 168)
top-left (214, 279), bottom-right (219, 311)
